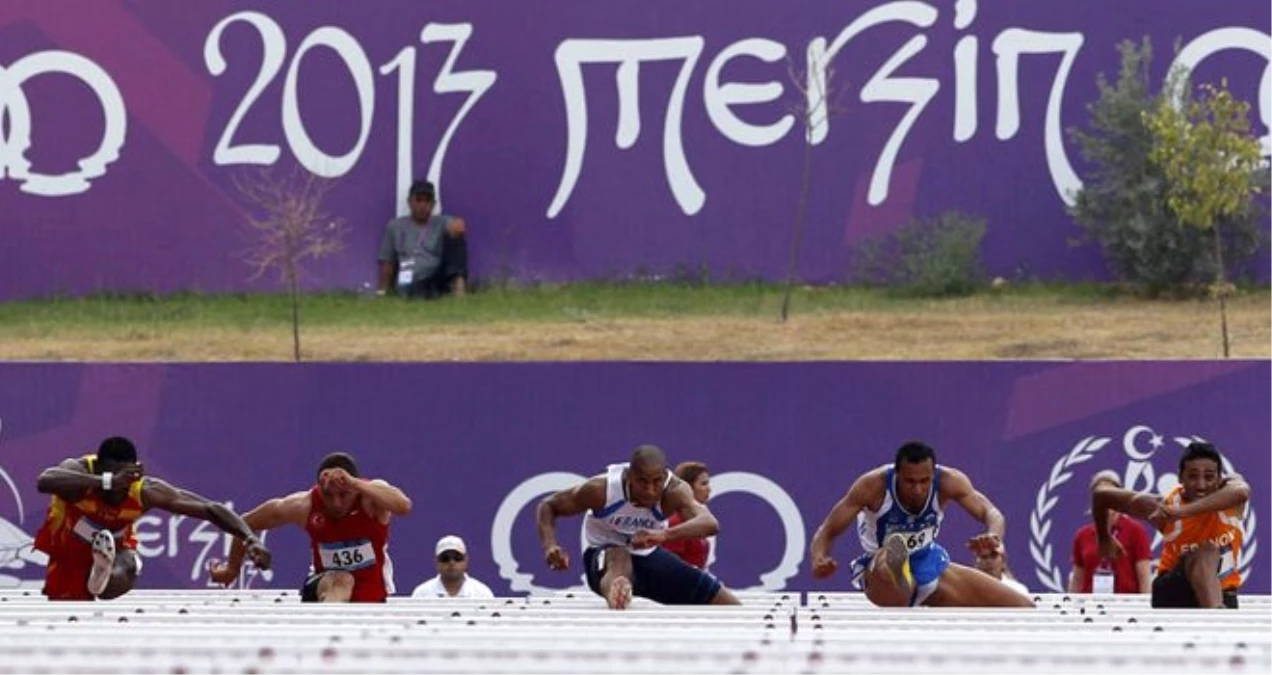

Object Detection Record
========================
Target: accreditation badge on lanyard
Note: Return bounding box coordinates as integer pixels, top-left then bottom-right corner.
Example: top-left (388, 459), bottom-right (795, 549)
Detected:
top-left (1093, 558), bottom-right (1115, 594)
top-left (396, 258), bottom-right (416, 287)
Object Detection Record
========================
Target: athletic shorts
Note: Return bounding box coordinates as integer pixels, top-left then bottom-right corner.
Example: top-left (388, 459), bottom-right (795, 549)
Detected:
top-left (583, 546), bottom-right (721, 605)
top-left (850, 542), bottom-right (951, 606)
top-left (43, 548), bottom-right (140, 601)
top-left (43, 558), bottom-right (95, 601)
top-left (300, 572), bottom-right (324, 603)
top-left (299, 571), bottom-right (387, 603)
top-left (1152, 561), bottom-right (1239, 609)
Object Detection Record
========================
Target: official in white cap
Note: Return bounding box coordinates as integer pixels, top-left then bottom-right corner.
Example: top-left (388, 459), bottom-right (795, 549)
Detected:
top-left (410, 535), bottom-right (494, 599)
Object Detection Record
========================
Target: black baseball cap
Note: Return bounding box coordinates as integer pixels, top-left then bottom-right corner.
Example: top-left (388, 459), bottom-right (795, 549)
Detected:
top-left (409, 180), bottom-right (435, 199)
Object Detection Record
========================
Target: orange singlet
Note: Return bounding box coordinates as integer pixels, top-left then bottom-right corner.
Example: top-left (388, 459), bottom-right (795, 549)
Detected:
top-left (1155, 485), bottom-right (1244, 591)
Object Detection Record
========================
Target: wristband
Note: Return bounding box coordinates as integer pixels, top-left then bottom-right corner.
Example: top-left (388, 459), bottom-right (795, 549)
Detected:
top-left (101, 472), bottom-right (113, 491)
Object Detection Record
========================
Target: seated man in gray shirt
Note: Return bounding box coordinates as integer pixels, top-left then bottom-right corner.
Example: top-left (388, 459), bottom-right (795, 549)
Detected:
top-left (377, 180), bottom-right (468, 298)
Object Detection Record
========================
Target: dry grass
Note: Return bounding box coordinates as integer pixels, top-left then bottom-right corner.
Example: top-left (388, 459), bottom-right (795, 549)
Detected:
top-left (2, 291), bottom-right (1266, 361)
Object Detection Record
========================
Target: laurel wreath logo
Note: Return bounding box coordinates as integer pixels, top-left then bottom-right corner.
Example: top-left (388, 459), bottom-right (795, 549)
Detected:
top-left (1030, 433), bottom-right (1258, 592)
top-left (1030, 436), bottom-right (1110, 591)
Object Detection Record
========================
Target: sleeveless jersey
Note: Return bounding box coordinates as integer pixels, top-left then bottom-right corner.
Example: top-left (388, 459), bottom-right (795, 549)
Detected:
top-left (856, 464), bottom-right (945, 555)
top-left (1157, 484), bottom-right (1244, 590)
top-left (305, 485), bottom-right (393, 601)
top-left (583, 463), bottom-right (670, 556)
top-left (34, 455), bottom-right (145, 561)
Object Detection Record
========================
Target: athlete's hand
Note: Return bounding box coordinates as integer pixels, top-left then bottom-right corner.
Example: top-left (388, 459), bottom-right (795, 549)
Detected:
top-left (966, 533), bottom-right (1002, 556)
top-left (812, 554), bottom-right (838, 579)
top-left (544, 545), bottom-right (569, 571)
top-left (117, 464), bottom-right (145, 485)
top-left (1148, 502), bottom-right (1182, 530)
top-left (100, 464), bottom-right (145, 499)
top-left (320, 468), bottom-right (355, 492)
top-left (630, 529), bottom-right (666, 549)
top-left (208, 560), bottom-right (240, 586)
top-left (245, 540), bottom-right (272, 571)
top-left (101, 464), bottom-right (145, 498)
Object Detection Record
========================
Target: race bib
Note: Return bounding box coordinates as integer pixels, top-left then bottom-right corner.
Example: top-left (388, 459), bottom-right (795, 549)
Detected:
top-left (319, 540), bottom-right (376, 571)
top-left (72, 516), bottom-right (108, 544)
top-left (890, 527), bottom-right (936, 552)
top-left (1217, 545), bottom-right (1237, 579)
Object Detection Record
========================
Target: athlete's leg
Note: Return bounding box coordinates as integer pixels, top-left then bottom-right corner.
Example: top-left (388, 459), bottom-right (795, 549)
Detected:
top-left (316, 571), bottom-right (356, 602)
top-left (710, 586), bottom-right (741, 605)
top-left (1183, 544), bottom-right (1223, 608)
top-left (924, 563), bottom-right (1035, 607)
top-left (43, 557), bottom-right (95, 601)
top-left (98, 549), bottom-right (140, 600)
top-left (628, 548), bottom-right (736, 606)
top-left (598, 547), bottom-right (634, 609)
top-left (863, 533), bottom-right (914, 607)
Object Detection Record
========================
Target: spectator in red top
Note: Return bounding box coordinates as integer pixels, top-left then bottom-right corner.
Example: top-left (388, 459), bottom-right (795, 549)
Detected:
top-left (662, 462), bottom-right (711, 570)
top-left (1070, 470), bottom-right (1152, 594)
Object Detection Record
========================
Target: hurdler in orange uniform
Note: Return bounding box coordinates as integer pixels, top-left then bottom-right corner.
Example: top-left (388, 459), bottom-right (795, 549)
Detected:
top-left (1153, 479), bottom-right (1245, 606)
top-left (34, 436), bottom-right (272, 601)
top-left (1092, 441), bottom-right (1250, 609)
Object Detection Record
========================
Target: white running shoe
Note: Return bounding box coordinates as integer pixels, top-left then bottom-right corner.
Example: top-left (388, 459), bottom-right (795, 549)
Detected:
top-left (87, 530), bottom-right (116, 597)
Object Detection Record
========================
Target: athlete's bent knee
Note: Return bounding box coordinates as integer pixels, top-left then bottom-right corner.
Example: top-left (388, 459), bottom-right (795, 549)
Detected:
top-left (319, 572), bottom-right (356, 602)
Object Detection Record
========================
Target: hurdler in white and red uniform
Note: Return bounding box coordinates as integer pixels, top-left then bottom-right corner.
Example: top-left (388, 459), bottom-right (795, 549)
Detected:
top-left (210, 452), bottom-right (412, 602)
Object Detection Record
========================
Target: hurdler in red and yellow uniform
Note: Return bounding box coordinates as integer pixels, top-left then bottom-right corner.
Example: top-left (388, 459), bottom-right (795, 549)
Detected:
top-left (34, 455), bottom-right (145, 600)
top-left (33, 436), bottom-right (272, 601)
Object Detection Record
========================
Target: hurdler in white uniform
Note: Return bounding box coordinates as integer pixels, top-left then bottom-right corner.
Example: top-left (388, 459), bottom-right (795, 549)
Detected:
top-left (584, 463), bottom-right (670, 554)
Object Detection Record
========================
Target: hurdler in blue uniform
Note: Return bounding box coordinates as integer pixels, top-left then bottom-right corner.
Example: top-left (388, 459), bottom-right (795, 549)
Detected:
top-left (809, 442), bottom-right (1035, 607)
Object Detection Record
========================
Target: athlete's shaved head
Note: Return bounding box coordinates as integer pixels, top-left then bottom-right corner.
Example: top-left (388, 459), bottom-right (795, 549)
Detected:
top-left (627, 444), bottom-right (669, 508)
top-left (97, 436), bottom-right (138, 465)
top-left (630, 444), bottom-right (667, 471)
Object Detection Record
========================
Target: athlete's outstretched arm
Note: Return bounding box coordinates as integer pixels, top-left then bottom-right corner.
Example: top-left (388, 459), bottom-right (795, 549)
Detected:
top-left (356, 477), bottom-right (414, 521)
top-left (536, 477), bottom-right (607, 571)
top-left (142, 478), bottom-right (257, 539)
top-left (1172, 474), bottom-right (1250, 518)
top-left (208, 490), bottom-right (310, 585)
top-left (143, 478), bottom-right (272, 573)
top-left (943, 468), bottom-right (1006, 550)
top-left (1091, 486), bottom-right (1160, 524)
top-left (320, 467), bottom-right (411, 518)
top-left (809, 472), bottom-right (883, 579)
top-left (1091, 485), bottom-right (1161, 560)
top-left (354, 479), bottom-right (412, 516)
top-left (37, 458), bottom-right (142, 503)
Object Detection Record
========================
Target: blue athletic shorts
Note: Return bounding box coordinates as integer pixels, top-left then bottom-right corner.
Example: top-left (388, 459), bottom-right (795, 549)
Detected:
top-left (849, 542), bottom-right (951, 606)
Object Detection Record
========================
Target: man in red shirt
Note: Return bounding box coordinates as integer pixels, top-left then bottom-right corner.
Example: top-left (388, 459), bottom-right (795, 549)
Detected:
top-left (210, 452), bottom-right (411, 602)
top-left (1069, 471), bottom-right (1152, 594)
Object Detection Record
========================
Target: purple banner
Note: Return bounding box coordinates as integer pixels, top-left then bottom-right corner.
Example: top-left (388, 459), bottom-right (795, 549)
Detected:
top-left (0, 361), bottom-right (1267, 596)
top-left (1, 2), bottom-right (1269, 299)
